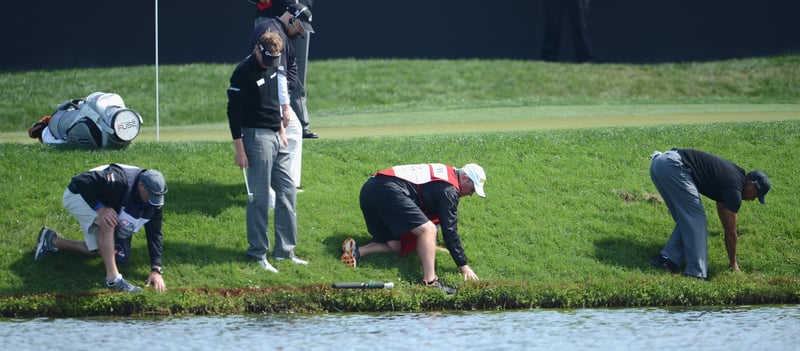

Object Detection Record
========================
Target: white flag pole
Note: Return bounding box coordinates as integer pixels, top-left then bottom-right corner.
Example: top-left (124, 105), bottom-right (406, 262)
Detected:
top-left (155, 0), bottom-right (160, 141)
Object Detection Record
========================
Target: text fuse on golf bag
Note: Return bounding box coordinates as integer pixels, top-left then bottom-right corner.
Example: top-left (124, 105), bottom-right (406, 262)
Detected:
top-left (33, 92), bottom-right (143, 149)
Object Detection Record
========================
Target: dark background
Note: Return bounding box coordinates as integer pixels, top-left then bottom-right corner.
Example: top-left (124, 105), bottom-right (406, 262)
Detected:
top-left (2, 1), bottom-right (799, 71)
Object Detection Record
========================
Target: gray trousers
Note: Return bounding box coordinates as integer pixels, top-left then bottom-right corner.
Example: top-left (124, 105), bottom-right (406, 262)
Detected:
top-left (650, 150), bottom-right (708, 278)
top-left (243, 128), bottom-right (298, 260)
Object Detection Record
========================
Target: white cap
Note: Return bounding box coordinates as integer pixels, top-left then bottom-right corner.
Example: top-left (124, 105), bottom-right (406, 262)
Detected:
top-left (462, 163), bottom-right (486, 197)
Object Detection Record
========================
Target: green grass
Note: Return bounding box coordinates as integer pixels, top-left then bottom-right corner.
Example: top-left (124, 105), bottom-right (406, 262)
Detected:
top-left (0, 56), bottom-right (799, 316)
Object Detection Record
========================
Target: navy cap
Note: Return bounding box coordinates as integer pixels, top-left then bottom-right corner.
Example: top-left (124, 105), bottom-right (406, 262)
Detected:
top-left (141, 170), bottom-right (168, 206)
top-left (748, 170), bottom-right (771, 204)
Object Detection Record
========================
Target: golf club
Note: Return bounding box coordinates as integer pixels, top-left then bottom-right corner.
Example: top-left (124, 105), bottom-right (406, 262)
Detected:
top-left (242, 168), bottom-right (253, 202)
top-left (332, 281), bottom-right (394, 290)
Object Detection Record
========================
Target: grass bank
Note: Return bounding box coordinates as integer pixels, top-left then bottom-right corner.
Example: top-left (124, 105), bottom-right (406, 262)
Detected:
top-left (0, 57), bottom-right (798, 316)
top-left (1, 120), bottom-right (799, 317)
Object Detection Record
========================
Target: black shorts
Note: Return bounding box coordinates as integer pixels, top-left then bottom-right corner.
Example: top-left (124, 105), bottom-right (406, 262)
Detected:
top-left (359, 176), bottom-right (429, 243)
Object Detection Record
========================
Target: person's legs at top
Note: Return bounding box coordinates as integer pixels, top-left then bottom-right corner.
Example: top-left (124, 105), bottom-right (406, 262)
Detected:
top-left (291, 34), bottom-right (317, 138)
top-left (285, 111), bottom-right (303, 188)
top-left (541, 0), bottom-right (565, 61)
top-left (567, 0), bottom-right (593, 62)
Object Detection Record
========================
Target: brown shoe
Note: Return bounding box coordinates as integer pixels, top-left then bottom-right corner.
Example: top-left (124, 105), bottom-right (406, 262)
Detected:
top-left (341, 238), bottom-right (357, 268)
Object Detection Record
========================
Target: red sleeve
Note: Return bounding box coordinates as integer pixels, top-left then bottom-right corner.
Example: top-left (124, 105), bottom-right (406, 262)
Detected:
top-left (257, 0), bottom-right (272, 11)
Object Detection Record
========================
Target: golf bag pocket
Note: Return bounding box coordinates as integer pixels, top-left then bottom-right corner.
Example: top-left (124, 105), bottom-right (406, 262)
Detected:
top-left (64, 117), bottom-right (103, 147)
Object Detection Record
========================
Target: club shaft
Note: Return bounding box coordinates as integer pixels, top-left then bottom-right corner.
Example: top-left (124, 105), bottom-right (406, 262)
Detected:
top-left (333, 282), bottom-right (393, 289)
top-left (242, 168), bottom-right (251, 194)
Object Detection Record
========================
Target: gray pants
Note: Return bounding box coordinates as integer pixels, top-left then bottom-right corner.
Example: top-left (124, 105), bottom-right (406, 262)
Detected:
top-left (243, 128), bottom-right (298, 260)
top-left (650, 150), bottom-right (708, 278)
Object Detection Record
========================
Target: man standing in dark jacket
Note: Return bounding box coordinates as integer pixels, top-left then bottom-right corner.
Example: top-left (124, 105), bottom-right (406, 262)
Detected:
top-left (228, 31), bottom-right (306, 273)
top-left (34, 164), bottom-right (168, 293)
top-left (649, 148), bottom-right (771, 279)
top-left (341, 163), bottom-right (487, 293)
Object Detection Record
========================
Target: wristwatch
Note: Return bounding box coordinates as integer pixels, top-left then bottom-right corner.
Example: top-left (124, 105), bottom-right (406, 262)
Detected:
top-left (151, 266), bottom-right (163, 275)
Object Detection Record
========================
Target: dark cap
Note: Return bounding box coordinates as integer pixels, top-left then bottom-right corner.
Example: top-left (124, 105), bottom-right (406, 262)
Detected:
top-left (257, 31), bottom-right (283, 67)
top-left (259, 43), bottom-right (282, 67)
top-left (287, 3), bottom-right (314, 33)
top-left (748, 170), bottom-right (771, 204)
top-left (141, 170), bottom-right (168, 206)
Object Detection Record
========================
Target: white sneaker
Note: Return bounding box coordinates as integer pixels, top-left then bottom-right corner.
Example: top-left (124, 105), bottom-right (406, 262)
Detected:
top-left (276, 256), bottom-right (308, 265)
top-left (650, 151), bottom-right (663, 160)
top-left (258, 259), bottom-right (279, 273)
top-left (104, 276), bottom-right (143, 293)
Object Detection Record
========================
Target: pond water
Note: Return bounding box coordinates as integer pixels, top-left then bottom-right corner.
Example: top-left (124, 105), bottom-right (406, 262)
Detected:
top-left (2, 305), bottom-right (798, 351)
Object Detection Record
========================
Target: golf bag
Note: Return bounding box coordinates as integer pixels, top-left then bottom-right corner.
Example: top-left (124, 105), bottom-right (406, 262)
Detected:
top-left (32, 92), bottom-right (142, 149)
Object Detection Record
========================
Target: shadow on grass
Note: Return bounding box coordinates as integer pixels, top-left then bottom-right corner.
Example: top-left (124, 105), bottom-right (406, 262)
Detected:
top-left (166, 180), bottom-right (246, 216)
top-left (324, 232), bottom-right (422, 282)
top-left (4, 242), bottom-right (244, 297)
top-left (595, 232), bottom-right (743, 279)
top-left (594, 235), bottom-right (664, 270)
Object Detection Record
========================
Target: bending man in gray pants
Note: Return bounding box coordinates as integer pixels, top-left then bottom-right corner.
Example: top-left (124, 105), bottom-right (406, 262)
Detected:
top-left (648, 148), bottom-right (771, 279)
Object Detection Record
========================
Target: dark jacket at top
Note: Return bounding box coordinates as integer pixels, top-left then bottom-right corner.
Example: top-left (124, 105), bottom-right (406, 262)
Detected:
top-left (248, 18), bottom-right (298, 90)
top-left (250, 0), bottom-right (314, 19)
top-left (67, 164), bottom-right (164, 267)
top-left (677, 148), bottom-right (746, 212)
top-left (227, 54), bottom-right (283, 139)
top-left (250, 0), bottom-right (294, 19)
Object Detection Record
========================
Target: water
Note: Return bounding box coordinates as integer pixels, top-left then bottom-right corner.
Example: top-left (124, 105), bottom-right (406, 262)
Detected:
top-left (2, 305), bottom-right (798, 351)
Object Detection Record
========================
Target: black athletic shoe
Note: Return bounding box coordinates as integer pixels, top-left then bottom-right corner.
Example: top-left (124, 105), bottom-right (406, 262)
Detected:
top-left (302, 129), bottom-right (319, 139)
top-left (34, 227), bottom-right (58, 261)
top-left (684, 273), bottom-right (706, 280)
top-left (422, 277), bottom-right (456, 295)
top-left (649, 254), bottom-right (680, 273)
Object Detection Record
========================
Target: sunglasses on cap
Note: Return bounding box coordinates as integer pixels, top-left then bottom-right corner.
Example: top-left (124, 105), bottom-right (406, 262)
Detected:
top-left (259, 44), bottom-right (281, 58)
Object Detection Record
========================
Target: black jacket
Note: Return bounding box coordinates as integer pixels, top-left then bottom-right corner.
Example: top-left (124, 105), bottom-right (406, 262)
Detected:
top-left (67, 164), bottom-right (164, 267)
top-left (677, 148), bottom-right (746, 212)
top-left (227, 55), bottom-right (283, 139)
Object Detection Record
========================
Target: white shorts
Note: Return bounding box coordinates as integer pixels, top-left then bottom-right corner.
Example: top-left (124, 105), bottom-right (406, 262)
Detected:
top-left (62, 189), bottom-right (100, 251)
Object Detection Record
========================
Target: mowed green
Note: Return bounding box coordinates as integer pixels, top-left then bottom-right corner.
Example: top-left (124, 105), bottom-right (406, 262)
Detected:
top-left (0, 57), bottom-right (798, 315)
top-left (3, 105), bottom-right (797, 142)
